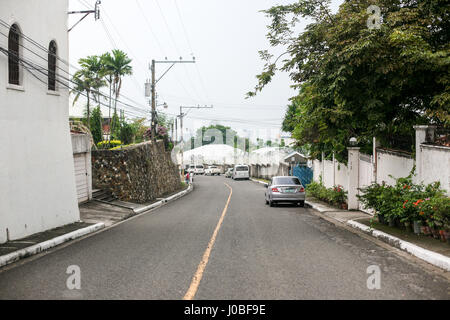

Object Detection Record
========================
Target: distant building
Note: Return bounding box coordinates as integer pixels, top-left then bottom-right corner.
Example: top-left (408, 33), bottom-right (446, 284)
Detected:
top-left (0, 0), bottom-right (80, 244)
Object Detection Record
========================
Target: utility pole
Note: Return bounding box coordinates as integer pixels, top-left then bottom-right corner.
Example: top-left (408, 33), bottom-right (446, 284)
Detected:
top-left (178, 105), bottom-right (214, 176)
top-left (68, 0), bottom-right (101, 32)
top-left (151, 60), bottom-right (156, 140)
top-left (148, 57), bottom-right (196, 141)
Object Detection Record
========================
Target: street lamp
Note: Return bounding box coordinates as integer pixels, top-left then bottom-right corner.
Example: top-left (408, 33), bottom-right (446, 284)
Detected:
top-left (349, 137), bottom-right (358, 147)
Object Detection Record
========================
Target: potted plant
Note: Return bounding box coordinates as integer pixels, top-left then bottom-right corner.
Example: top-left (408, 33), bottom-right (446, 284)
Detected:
top-left (403, 220), bottom-right (413, 233)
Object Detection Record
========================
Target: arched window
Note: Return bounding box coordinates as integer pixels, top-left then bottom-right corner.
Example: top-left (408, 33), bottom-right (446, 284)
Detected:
top-left (48, 41), bottom-right (57, 91)
top-left (8, 24), bottom-right (20, 85)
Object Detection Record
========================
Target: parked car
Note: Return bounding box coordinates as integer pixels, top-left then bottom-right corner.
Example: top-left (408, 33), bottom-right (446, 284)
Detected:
top-left (205, 166), bottom-right (221, 176)
top-left (232, 165), bottom-right (250, 180)
top-left (194, 165), bottom-right (205, 175)
top-left (265, 176), bottom-right (305, 207)
top-left (225, 168), bottom-right (234, 178)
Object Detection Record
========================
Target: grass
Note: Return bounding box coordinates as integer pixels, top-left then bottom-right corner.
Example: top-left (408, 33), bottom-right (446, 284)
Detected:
top-left (252, 178), bottom-right (270, 184)
top-left (357, 218), bottom-right (450, 258)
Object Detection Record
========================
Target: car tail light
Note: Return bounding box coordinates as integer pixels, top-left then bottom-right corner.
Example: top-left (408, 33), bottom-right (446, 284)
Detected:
top-left (272, 188), bottom-right (280, 193)
top-left (299, 187), bottom-right (305, 193)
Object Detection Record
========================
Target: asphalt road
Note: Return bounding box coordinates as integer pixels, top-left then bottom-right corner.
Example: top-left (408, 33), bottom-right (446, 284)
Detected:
top-left (0, 176), bottom-right (449, 299)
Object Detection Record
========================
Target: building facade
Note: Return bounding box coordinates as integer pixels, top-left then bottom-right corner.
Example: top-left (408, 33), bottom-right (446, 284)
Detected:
top-left (0, 0), bottom-right (80, 243)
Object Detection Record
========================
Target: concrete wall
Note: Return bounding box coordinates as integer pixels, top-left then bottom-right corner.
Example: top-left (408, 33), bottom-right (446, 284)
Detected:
top-left (0, 0), bottom-right (80, 244)
top-left (313, 159), bottom-right (348, 190)
top-left (71, 134), bottom-right (93, 203)
top-left (420, 144), bottom-right (450, 195)
top-left (376, 149), bottom-right (414, 186)
top-left (92, 141), bottom-right (182, 204)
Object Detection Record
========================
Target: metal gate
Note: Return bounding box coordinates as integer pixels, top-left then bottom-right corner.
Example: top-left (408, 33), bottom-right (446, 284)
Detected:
top-left (292, 165), bottom-right (313, 186)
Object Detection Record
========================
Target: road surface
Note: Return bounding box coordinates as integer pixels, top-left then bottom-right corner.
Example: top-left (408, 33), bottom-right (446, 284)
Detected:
top-left (0, 176), bottom-right (448, 299)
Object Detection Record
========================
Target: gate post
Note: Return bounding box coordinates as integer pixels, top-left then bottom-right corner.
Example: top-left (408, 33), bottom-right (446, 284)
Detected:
top-left (347, 147), bottom-right (360, 210)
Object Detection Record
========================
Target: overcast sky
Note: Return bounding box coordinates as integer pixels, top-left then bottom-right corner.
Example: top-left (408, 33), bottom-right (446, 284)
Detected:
top-left (68, 0), bottom-right (342, 142)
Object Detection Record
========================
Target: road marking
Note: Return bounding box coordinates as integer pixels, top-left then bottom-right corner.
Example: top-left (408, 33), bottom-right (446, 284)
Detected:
top-left (183, 183), bottom-right (233, 300)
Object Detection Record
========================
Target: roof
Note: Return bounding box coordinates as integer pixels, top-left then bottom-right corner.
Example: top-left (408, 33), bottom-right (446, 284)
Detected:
top-left (284, 151), bottom-right (309, 162)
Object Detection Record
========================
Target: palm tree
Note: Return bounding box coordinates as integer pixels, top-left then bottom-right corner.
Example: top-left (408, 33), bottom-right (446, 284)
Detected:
top-left (102, 50), bottom-right (133, 136)
top-left (79, 55), bottom-right (107, 104)
top-left (71, 56), bottom-right (107, 129)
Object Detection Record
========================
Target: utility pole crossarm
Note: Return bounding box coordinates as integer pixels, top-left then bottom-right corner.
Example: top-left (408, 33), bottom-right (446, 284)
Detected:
top-left (148, 58), bottom-right (196, 141)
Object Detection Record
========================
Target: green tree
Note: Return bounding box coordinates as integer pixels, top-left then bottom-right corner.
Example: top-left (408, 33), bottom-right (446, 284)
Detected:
top-left (111, 111), bottom-right (121, 140)
top-left (102, 50), bottom-right (133, 137)
top-left (119, 121), bottom-right (134, 145)
top-left (71, 56), bottom-right (107, 130)
top-left (90, 106), bottom-right (103, 144)
top-left (196, 124), bottom-right (239, 146)
top-left (249, 0), bottom-right (450, 161)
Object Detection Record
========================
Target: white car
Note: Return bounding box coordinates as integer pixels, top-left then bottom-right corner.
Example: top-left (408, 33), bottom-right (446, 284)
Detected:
top-left (194, 165), bottom-right (205, 175)
top-left (232, 165), bottom-right (250, 180)
top-left (205, 166), bottom-right (221, 176)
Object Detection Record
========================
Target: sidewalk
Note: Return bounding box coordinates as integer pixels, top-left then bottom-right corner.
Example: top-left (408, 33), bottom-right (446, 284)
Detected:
top-left (0, 184), bottom-right (193, 269)
top-left (306, 197), bottom-right (450, 272)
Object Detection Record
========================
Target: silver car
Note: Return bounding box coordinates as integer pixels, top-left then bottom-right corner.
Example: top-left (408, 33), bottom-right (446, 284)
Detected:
top-left (265, 176), bottom-right (306, 207)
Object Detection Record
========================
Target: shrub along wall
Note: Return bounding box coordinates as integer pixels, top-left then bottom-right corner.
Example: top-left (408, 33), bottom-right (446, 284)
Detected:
top-left (92, 140), bottom-right (182, 204)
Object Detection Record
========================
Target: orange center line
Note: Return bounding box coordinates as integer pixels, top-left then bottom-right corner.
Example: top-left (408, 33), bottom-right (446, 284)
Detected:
top-left (183, 182), bottom-right (233, 300)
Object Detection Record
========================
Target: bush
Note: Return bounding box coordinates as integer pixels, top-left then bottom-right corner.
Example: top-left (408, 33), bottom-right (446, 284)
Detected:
top-left (120, 122), bottom-right (134, 145)
top-left (97, 140), bottom-right (122, 150)
top-left (358, 170), bottom-right (450, 230)
top-left (306, 181), bottom-right (347, 207)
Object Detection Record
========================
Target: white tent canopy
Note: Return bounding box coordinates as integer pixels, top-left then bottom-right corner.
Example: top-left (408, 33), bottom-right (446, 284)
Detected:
top-left (182, 144), bottom-right (247, 166)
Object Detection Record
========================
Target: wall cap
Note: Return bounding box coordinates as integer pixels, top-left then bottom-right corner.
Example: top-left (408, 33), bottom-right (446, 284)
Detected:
top-left (413, 125), bottom-right (437, 130)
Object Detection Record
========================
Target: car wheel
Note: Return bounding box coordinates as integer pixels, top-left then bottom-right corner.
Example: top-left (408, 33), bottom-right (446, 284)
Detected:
top-left (269, 200), bottom-right (275, 207)
top-left (299, 201), bottom-right (305, 207)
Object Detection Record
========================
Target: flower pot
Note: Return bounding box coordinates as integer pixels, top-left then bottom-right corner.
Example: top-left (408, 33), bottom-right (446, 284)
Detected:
top-left (396, 219), bottom-right (404, 230)
top-left (413, 221), bottom-right (422, 235)
top-left (439, 230), bottom-right (446, 242)
top-left (421, 226), bottom-right (431, 236)
top-left (404, 222), bottom-right (413, 233)
top-left (444, 231), bottom-right (450, 245)
top-left (431, 228), bottom-right (440, 240)
top-left (388, 219), bottom-right (395, 228)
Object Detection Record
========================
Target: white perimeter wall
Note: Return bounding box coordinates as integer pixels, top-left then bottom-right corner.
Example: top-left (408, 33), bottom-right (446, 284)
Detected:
top-left (0, 0), bottom-right (79, 244)
top-left (313, 159), bottom-right (348, 190)
top-left (420, 145), bottom-right (450, 195)
top-left (377, 150), bottom-right (414, 186)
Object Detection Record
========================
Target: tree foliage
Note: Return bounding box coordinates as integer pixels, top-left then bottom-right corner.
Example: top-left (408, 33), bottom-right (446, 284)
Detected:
top-left (249, 0), bottom-right (450, 161)
top-left (90, 106), bottom-right (103, 145)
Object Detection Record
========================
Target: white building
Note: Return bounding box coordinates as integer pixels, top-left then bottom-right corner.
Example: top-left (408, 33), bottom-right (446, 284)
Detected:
top-left (0, 0), bottom-right (80, 244)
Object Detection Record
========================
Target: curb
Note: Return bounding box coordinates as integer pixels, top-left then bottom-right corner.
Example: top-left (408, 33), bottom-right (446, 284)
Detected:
top-left (133, 184), bottom-right (193, 214)
top-left (305, 200), bottom-right (336, 213)
top-left (347, 220), bottom-right (450, 272)
top-left (0, 223), bottom-right (105, 268)
top-left (250, 178), bottom-right (268, 187)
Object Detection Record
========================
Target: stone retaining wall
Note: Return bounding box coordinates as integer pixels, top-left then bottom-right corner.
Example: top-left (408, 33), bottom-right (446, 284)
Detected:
top-left (92, 141), bottom-right (182, 203)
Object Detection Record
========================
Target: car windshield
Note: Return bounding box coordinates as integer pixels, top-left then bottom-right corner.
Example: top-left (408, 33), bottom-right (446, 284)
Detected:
top-left (273, 177), bottom-right (301, 185)
top-left (196, 166), bottom-right (204, 169)
top-left (235, 166), bottom-right (249, 172)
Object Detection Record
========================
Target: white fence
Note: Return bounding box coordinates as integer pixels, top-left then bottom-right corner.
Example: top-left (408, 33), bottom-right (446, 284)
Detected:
top-left (420, 144), bottom-right (450, 194)
top-left (311, 126), bottom-right (449, 213)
